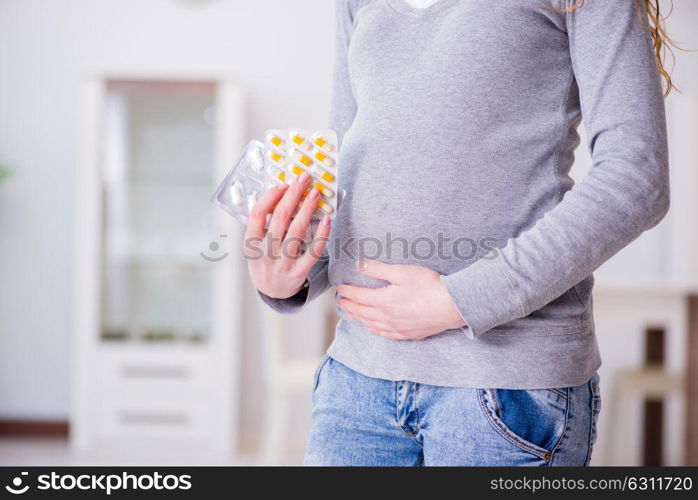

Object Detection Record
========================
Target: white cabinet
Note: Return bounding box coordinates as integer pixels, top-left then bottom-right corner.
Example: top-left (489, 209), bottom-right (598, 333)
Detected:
top-left (72, 78), bottom-right (245, 460)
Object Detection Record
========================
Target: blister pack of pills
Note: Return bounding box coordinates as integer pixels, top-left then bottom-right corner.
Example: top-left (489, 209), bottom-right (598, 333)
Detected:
top-left (211, 139), bottom-right (268, 225)
top-left (264, 129), bottom-right (339, 220)
top-left (212, 129), bottom-right (341, 226)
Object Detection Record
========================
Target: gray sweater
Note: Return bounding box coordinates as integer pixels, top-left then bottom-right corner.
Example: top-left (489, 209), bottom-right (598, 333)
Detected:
top-left (260, 0), bottom-right (669, 388)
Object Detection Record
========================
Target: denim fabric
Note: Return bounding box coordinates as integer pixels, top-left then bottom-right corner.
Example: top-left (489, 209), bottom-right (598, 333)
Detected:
top-left (305, 356), bottom-right (601, 466)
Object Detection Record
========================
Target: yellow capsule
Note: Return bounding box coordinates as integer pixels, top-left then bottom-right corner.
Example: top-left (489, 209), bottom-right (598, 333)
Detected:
top-left (292, 134), bottom-right (312, 151)
top-left (268, 167), bottom-right (287, 185)
top-left (314, 151), bottom-right (336, 167)
top-left (299, 154), bottom-right (313, 167)
top-left (291, 164), bottom-right (304, 176)
top-left (313, 135), bottom-right (335, 152)
top-left (316, 168), bottom-right (334, 183)
top-left (268, 151), bottom-right (285, 164)
top-left (267, 134), bottom-right (285, 150)
top-left (314, 182), bottom-right (334, 198)
top-left (318, 200), bottom-right (334, 214)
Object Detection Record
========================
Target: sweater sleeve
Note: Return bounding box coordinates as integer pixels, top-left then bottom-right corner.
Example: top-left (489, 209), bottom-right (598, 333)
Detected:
top-left (441, 0), bottom-right (670, 337)
top-left (257, 0), bottom-right (361, 313)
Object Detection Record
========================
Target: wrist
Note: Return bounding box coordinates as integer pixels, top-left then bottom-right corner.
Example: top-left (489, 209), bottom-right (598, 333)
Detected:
top-left (260, 279), bottom-right (308, 300)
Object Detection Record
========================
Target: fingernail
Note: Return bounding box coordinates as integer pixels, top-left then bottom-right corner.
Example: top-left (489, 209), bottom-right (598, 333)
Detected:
top-left (277, 183), bottom-right (289, 191)
top-left (309, 188), bottom-right (320, 200)
top-left (322, 214), bottom-right (330, 225)
top-left (297, 172), bottom-right (310, 184)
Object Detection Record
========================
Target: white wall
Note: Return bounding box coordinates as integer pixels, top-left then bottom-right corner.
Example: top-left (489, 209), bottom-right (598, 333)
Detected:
top-left (0, 0), bottom-right (334, 430)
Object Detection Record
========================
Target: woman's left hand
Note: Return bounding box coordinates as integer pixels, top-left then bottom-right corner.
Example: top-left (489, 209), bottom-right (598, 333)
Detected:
top-left (336, 259), bottom-right (467, 340)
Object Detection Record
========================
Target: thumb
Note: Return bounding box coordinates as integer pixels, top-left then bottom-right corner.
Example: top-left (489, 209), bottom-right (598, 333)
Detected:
top-left (356, 259), bottom-right (410, 284)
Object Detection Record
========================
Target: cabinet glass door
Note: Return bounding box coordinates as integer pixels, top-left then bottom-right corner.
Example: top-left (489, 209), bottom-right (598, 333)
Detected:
top-left (100, 81), bottom-right (217, 344)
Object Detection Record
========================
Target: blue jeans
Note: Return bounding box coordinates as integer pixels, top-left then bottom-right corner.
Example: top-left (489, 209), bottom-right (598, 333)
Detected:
top-left (304, 356), bottom-right (601, 466)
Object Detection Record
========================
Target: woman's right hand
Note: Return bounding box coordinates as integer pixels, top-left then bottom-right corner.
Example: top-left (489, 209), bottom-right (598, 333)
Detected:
top-left (244, 171), bottom-right (331, 299)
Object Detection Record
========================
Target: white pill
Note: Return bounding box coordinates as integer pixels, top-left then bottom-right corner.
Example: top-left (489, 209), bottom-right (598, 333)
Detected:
top-left (247, 193), bottom-right (258, 213)
top-left (230, 183), bottom-right (244, 206)
top-left (250, 147), bottom-right (264, 171)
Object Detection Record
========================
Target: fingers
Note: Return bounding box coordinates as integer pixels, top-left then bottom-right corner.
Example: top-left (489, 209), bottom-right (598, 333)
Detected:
top-left (266, 172), bottom-right (311, 252)
top-left (245, 184), bottom-right (289, 240)
top-left (337, 298), bottom-right (384, 321)
top-left (356, 259), bottom-right (412, 284)
top-left (285, 187), bottom-right (321, 257)
top-left (296, 214), bottom-right (331, 275)
top-left (338, 290), bottom-right (413, 341)
top-left (342, 310), bottom-right (408, 341)
top-left (344, 313), bottom-right (396, 335)
top-left (337, 284), bottom-right (384, 306)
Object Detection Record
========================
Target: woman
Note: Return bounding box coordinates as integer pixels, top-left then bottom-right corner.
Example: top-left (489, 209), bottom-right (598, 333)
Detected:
top-left (245, 0), bottom-right (673, 466)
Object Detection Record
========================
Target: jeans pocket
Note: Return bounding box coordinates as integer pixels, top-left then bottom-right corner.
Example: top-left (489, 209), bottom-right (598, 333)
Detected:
top-left (312, 354), bottom-right (331, 397)
top-left (586, 373), bottom-right (602, 465)
top-left (478, 387), bottom-right (569, 462)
